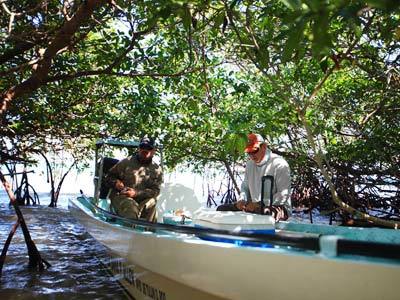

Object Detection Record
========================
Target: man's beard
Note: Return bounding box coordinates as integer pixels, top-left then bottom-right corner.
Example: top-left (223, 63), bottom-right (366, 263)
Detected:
top-left (137, 153), bottom-right (152, 164)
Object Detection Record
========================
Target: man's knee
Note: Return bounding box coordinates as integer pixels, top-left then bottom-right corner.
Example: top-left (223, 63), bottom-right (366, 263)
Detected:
top-left (139, 198), bottom-right (157, 222)
top-left (112, 196), bottom-right (140, 219)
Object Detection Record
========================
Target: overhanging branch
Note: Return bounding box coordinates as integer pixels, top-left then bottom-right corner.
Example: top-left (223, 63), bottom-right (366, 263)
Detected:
top-left (0, 0), bottom-right (109, 117)
top-left (45, 65), bottom-right (212, 82)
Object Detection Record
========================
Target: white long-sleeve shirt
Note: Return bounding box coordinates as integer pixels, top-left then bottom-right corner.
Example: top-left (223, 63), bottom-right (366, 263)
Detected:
top-left (240, 149), bottom-right (292, 216)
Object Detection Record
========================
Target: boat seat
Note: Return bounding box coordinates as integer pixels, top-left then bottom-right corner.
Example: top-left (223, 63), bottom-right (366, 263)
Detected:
top-left (99, 157), bottom-right (119, 199)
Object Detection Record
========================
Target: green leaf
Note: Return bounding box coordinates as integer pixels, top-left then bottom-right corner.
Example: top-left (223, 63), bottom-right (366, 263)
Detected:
top-left (282, 19), bottom-right (306, 62)
top-left (395, 27), bottom-right (400, 41)
top-left (224, 132), bottom-right (247, 156)
top-left (366, 0), bottom-right (400, 10)
top-left (280, 0), bottom-right (302, 11)
top-left (311, 12), bottom-right (332, 57)
top-left (182, 5), bottom-right (192, 30)
top-left (319, 57), bottom-right (328, 73)
top-left (214, 12), bottom-right (226, 28)
top-left (255, 48), bottom-right (270, 70)
top-left (159, 6), bottom-right (172, 19)
top-left (143, 16), bottom-right (158, 30)
top-left (230, 0), bottom-right (241, 10)
top-left (303, 0), bottom-right (321, 12)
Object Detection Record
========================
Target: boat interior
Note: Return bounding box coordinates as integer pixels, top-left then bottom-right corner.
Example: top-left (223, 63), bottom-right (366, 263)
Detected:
top-left (81, 139), bottom-right (400, 262)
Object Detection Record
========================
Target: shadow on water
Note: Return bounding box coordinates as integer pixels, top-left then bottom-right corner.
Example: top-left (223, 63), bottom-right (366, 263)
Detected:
top-left (0, 193), bottom-right (129, 299)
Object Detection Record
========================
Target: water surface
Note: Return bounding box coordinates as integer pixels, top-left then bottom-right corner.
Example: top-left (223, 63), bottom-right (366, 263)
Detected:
top-left (0, 193), bottom-right (128, 299)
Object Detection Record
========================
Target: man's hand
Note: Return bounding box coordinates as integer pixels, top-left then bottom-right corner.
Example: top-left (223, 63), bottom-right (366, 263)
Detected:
top-left (263, 206), bottom-right (288, 222)
top-left (120, 187), bottom-right (137, 198)
top-left (235, 200), bottom-right (247, 211)
top-left (115, 179), bottom-right (125, 191)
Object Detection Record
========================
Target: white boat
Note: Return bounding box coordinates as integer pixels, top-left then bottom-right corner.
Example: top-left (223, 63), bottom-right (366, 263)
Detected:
top-left (69, 139), bottom-right (400, 300)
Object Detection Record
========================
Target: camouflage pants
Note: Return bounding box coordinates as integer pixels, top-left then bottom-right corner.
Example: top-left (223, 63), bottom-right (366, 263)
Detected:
top-left (110, 195), bottom-right (157, 222)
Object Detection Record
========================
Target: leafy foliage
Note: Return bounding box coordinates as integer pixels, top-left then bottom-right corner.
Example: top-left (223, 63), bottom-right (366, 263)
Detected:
top-left (0, 0), bottom-right (399, 224)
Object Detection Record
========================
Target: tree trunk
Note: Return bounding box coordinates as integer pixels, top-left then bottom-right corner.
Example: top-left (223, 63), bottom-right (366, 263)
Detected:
top-left (223, 160), bottom-right (241, 195)
top-left (41, 152), bottom-right (77, 207)
top-left (41, 153), bottom-right (56, 207)
top-left (296, 109), bottom-right (400, 229)
top-left (0, 220), bottom-right (19, 276)
top-left (0, 171), bottom-right (51, 273)
top-left (0, 0), bottom-right (108, 117)
top-left (52, 159), bottom-right (77, 207)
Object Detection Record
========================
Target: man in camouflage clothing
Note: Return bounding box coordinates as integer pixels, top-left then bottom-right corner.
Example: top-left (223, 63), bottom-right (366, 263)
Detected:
top-left (106, 136), bottom-right (163, 222)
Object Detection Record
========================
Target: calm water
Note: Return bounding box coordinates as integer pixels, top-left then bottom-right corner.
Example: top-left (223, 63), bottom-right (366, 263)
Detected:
top-left (0, 192), bottom-right (129, 299)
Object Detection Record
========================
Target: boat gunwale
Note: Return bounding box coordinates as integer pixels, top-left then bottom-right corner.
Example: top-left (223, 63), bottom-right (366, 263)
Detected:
top-left (72, 195), bottom-right (400, 261)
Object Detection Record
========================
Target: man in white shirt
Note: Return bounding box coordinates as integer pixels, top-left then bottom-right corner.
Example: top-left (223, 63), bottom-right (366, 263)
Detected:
top-left (217, 133), bottom-right (291, 221)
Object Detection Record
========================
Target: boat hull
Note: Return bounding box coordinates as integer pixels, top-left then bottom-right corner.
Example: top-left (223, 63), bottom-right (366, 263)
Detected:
top-left (70, 197), bottom-right (225, 300)
top-left (69, 197), bottom-right (400, 300)
top-left (102, 254), bottom-right (226, 300)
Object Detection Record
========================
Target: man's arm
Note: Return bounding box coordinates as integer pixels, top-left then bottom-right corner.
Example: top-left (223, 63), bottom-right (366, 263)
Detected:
top-left (271, 159), bottom-right (291, 218)
top-left (105, 159), bottom-right (128, 192)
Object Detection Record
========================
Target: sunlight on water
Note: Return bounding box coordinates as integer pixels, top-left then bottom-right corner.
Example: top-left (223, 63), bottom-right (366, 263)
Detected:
top-left (0, 192), bottom-right (128, 299)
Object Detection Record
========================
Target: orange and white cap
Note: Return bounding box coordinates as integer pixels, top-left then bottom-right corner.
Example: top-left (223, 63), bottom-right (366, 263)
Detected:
top-left (244, 133), bottom-right (265, 153)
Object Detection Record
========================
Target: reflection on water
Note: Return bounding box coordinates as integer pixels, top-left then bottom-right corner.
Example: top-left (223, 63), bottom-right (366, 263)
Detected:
top-left (0, 194), bottom-right (129, 299)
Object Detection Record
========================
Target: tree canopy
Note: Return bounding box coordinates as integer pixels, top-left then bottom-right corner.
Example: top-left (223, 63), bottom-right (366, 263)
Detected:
top-left (1, 0), bottom-right (399, 226)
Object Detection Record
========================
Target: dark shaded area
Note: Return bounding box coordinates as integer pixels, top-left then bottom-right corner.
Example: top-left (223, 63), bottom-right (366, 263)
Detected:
top-left (290, 158), bottom-right (400, 226)
top-left (99, 157), bottom-right (119, 199)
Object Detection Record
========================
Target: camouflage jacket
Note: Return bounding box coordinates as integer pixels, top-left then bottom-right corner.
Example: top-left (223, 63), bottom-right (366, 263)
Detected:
top-left (106, 154), bottom-right (163, 202)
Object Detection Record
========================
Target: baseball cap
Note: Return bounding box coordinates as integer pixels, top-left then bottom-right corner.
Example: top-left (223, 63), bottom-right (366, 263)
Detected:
top-left (244, 133), bottom-right (265, 153)
top-left (139, 136), bottom-right (155, 150)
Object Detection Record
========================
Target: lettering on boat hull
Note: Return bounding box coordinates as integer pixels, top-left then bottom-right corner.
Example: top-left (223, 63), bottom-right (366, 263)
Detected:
top-left (99, 252), bottom-right (225, 300)
top-left (107, 256), bottom-right (167, 300)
